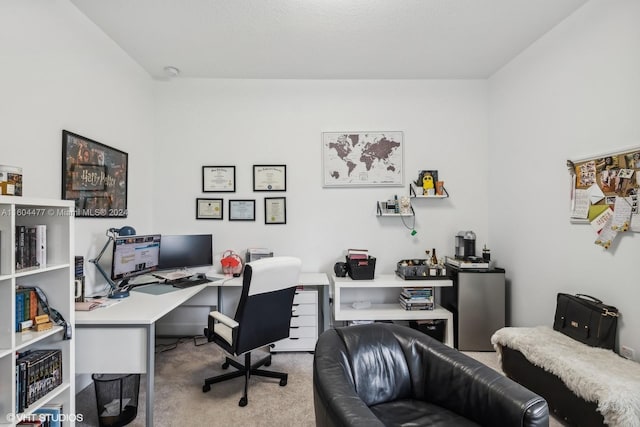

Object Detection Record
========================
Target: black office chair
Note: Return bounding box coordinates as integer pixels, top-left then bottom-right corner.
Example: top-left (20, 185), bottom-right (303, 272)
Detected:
top-left (202, 256), bottom-right (302, 407)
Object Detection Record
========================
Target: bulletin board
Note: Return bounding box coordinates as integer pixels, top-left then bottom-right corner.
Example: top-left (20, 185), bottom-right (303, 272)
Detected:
top-left (568, 145), bottom-right (640, 249)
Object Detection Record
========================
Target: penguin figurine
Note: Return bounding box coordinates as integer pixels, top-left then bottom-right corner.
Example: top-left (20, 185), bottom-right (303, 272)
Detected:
top-left (422, 174), bottom-right (434, 195)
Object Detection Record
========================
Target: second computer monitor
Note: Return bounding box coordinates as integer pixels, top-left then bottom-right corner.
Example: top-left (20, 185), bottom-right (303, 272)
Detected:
top-left (158, 234), bottom-right (213, 270)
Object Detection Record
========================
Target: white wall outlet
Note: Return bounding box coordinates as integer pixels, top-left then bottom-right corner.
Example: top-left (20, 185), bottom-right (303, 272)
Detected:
top-left (620, 345), bottom-right (635, 360)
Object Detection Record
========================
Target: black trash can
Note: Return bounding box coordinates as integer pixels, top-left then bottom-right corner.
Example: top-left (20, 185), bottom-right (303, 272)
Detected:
top-left (409, 319), bottom-right (446, 343)
top-left (92, 373), bottom-right (140, 427)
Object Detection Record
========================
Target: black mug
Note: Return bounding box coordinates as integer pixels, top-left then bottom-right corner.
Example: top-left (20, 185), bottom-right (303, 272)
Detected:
top-left (334, 262), bottom-right (348, 277)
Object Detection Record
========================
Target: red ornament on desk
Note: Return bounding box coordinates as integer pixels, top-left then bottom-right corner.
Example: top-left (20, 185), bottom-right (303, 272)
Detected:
top-left (221, 250), bottom-right (243, 277)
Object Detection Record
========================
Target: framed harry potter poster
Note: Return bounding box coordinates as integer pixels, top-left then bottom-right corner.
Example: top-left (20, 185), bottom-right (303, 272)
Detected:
top-left (62, 130), bottom-right (128, 217)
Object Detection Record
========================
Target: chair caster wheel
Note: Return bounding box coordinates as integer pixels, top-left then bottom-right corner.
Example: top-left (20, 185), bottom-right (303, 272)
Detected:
top-left (265, 357), bottom-right (272, 367)
top-left (203, 384), bottom-right (211, 393)
top-left (222, 361), bottom-right (230, 369)
top-left (279, 378), bottom-right (287, 386)
top-left (239, 396), bottom-right (248, 407)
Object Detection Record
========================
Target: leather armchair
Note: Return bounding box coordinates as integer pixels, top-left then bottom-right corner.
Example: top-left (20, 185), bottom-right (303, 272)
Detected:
top-left (313, 323), bottom-right (549, 427)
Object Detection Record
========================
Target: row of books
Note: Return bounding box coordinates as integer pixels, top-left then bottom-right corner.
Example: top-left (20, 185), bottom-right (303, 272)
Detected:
top-left (15, 288), bottom-right (40, 332)
top-left (16, 349), bottom-right (63, 413)
top-left (16, 225), bottom-right (47, 271)
top-left (16, 403), bottom-right (63, 427)
top-left (399, 287), bottom-right (435, 310)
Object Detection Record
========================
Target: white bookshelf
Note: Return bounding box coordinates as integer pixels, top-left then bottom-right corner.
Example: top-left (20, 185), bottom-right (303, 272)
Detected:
top-left (331, 274), bottom-right (454, 346)
top-left (0, 196), bottom-right (75, 426)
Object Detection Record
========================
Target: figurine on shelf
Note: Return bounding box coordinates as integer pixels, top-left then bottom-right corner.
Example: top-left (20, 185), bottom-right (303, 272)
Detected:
top-left (422, 174), bottom-right (435, 196)
top-left (414, 170), bottom-right (438, 196)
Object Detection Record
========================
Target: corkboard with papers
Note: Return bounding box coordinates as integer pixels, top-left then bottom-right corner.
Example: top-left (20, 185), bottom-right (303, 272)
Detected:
top-left (568, 145), bottom-right (640, 249)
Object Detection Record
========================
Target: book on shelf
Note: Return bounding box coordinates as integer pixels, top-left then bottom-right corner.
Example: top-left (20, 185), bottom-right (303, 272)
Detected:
top-left (33, 402), bottom-right (63, 427)
top-left (400, 283), bottom-right (434, 308)
top-left (15, 349), bottom-right (63, 412)
top-left (75, 256), bottom-right (84, 278)
top-left (15, 225), bottom-right (47, 270)
top-left (16, 416), bottom-right (43, 426)
top-left (347, 248), bottom-right (369, 259)
top-left (399, 288), bottom-right (435, 310)
top-left (15, 289), bottom-right (40, 332)
top-left (399, 298), bottom-right (434, 310)
top-left (35, 224), bottom-right (47, 267)
top-left (400, 286), bottom-right (434, 300)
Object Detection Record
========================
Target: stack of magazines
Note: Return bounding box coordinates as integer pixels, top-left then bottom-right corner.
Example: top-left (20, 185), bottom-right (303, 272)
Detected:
top-left (399, 287), bottom-right (434, 310)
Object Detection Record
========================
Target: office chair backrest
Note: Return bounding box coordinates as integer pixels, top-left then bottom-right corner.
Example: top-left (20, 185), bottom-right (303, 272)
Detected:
top-left (233, 256), bottom-right (302, 354)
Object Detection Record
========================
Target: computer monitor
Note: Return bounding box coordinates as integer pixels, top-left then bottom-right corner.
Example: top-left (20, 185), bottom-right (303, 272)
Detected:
top-left (158, 234), bottom-right (213, 270)
top-left (111, 234), bottom-right (161, 284)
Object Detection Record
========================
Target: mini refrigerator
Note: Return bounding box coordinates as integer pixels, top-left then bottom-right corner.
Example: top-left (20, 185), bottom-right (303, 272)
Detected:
top-left (440, 267), bottom-right (505, 351)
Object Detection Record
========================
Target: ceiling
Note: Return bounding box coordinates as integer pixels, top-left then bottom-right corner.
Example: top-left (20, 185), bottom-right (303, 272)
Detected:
top-left (70, 0), bottom-right (588, 80)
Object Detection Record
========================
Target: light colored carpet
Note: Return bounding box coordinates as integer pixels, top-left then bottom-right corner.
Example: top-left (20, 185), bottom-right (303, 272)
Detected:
top-left (76, 338), bottom-right (564, 426)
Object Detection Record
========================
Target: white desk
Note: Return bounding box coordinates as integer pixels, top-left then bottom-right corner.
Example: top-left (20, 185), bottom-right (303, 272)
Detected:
top-left (75, 272), bottom-right (328, 426)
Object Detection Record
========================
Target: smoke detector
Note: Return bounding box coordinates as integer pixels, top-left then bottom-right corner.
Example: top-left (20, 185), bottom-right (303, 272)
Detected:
top-left (163, 66), bottom-right (180, 78)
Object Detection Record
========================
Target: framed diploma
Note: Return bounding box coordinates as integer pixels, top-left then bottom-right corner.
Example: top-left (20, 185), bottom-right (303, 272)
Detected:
top-left (202, 166), bottom-right (236, 192)
top-left (265, 197), bottom-right (286, 224)
top-left (196, 198), bottom-right (223, 220)
top-left (253, 165), bottom-right (286, 191)
top-left (229, 199), bottom-right (256, 221)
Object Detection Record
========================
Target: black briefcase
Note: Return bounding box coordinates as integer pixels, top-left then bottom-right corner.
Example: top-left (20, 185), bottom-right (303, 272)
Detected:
top-left (553, 293), bottom-right (619, 349)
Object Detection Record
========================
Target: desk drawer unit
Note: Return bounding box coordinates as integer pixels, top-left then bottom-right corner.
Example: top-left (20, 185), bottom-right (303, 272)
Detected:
top-left (272, 289), bottom-right (318, 352)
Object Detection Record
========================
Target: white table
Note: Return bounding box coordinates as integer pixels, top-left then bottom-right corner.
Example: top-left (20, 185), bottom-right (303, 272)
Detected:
top-left (75, 272), bottom-right (328, 426)
top-left (331, 274), bottom-right (454, 346)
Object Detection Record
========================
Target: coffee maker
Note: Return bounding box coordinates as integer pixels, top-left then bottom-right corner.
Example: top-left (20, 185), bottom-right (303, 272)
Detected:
top-left (455, 231), bottom-right (476, 260)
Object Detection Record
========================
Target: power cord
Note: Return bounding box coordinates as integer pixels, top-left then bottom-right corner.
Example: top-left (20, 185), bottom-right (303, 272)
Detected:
top-left (400, 213), bottom-right (417, 235)
top-left (155, 336), bottom-right (198, 353)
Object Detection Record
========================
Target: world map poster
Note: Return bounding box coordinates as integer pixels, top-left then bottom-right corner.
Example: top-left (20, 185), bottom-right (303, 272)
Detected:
top-left (322, 131), bottom-right (404, 187)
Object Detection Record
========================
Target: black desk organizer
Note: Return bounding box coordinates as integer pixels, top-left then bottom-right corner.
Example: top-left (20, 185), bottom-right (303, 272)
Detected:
top-left (396, 259), bottom-right (450, 280)
top-left (346, 256), bottom-right (376, 280)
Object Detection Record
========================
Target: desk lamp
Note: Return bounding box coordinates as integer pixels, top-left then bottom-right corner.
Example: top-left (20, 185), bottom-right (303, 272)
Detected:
top-left (89, 226), bottom-right (136, 299)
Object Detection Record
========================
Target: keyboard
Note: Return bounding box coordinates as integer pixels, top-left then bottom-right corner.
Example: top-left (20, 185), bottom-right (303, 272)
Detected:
top-left (171, 277), bottom-right (212, 289)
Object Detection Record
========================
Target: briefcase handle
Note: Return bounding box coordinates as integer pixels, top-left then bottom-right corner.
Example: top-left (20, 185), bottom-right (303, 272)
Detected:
top-left (575, 293), bottom-right (602, 304)
top-left (575, 293), bottom-right (619, 316)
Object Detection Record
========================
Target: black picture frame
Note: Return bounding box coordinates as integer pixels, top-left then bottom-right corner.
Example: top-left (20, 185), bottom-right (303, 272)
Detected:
top-left (62, 130), bottom-right (128, 218)
top-left (265, 197), bottom-right (286, 224)
top-left (229, 199), bottom-right (256, 221)
top-left (196, 198), bottom-right (223, 220)
top-left (202, 166), bottom-right (236, 192)
top-left (252, 165), bottom-right (287, 191)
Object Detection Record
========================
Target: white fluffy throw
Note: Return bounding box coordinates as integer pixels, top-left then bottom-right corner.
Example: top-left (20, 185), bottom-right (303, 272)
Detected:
top-left (491, 326), bottom-right (640, 427)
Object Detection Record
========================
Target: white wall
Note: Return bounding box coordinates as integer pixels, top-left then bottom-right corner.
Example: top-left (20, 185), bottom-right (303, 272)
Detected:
top-left (489, 0), bottom-right (640, 356)
top-left (7, 0), bottom-right (637, 359)
top-left (0, 1), bottom-right (156, 297)
top-left (152, 79), bottom-right (490, 275)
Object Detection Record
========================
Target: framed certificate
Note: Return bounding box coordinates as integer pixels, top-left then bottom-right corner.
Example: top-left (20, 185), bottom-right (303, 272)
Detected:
top-left (253, 165), bottom-right (286, 191)
top-left (203, 166), bottom-right (235, 192)
top-left (196, 198), bottom-right (223, 220)
top-left (265, 197), bottom-right (286, 224)
top-left (229, 199), bottom-right (256, 221)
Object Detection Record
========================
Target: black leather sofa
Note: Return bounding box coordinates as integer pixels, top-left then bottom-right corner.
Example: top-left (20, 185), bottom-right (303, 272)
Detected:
top-left (313, 323), bottom-right (549, 427)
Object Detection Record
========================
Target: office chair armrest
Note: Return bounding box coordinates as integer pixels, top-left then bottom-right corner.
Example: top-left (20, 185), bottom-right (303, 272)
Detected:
top-left (209, 310), bottom-right (239, 329)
